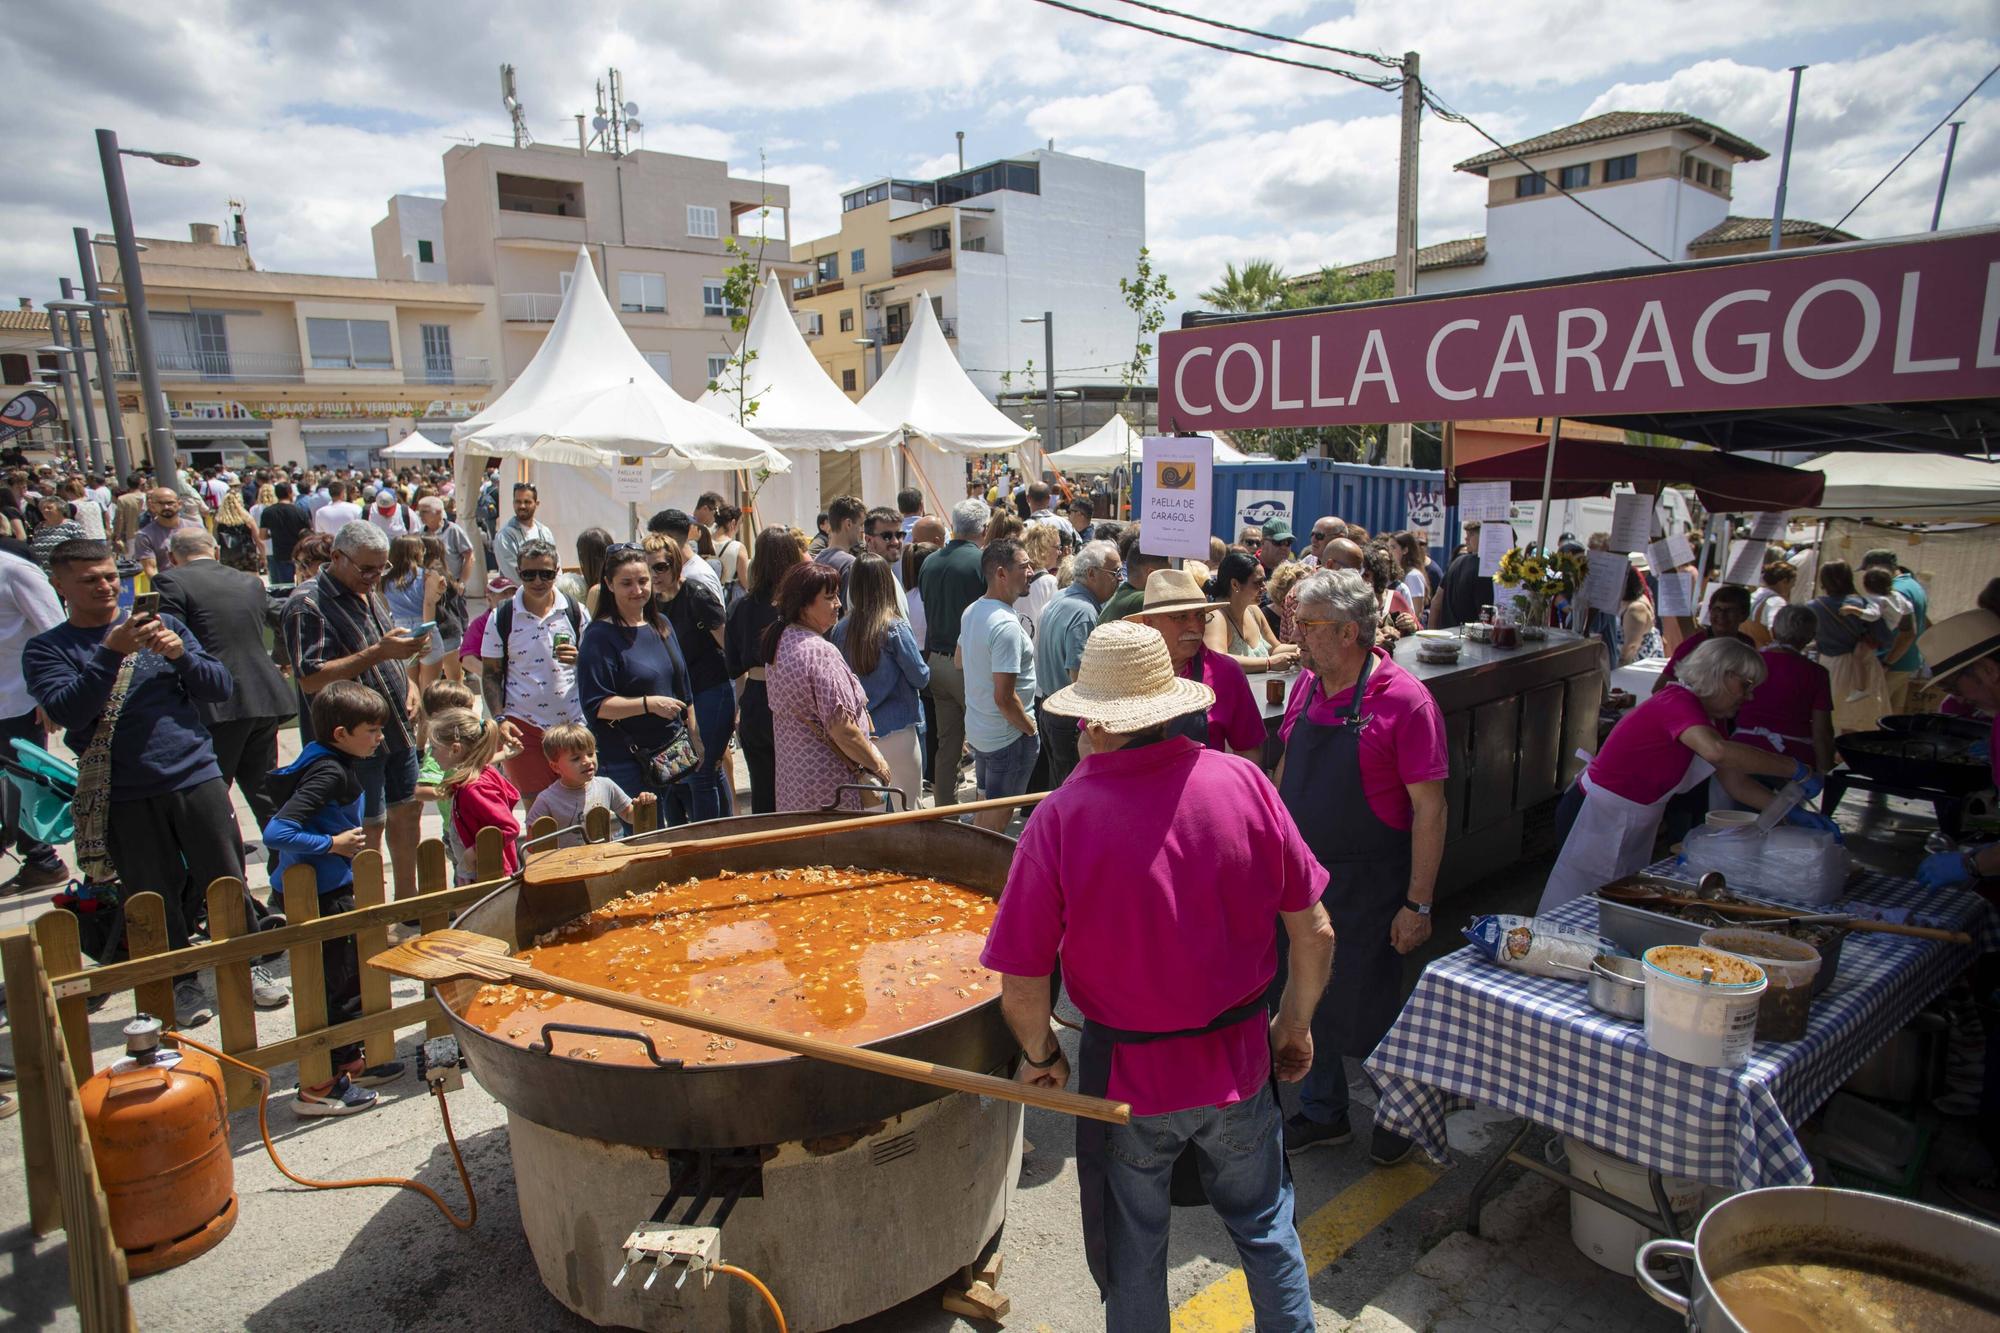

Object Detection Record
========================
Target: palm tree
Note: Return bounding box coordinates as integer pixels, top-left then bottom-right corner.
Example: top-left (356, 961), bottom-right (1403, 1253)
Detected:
top-left (1199, 259), bottom-right (1290, 313)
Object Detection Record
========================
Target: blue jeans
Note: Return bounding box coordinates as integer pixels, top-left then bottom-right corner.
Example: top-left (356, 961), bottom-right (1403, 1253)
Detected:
top-left (686, 679), bottom-right (737, 822)
top-left (971, 729), bottom-right (1039, 799)
top-left (268, 558), bottom-right (295, 586)
top-left (1103, 1085), bottom-right (1314, 1333)
top-left (1301, 1055), bottom-right (1358, 1125)
top-left (353, 745), bottom-right (420, 825)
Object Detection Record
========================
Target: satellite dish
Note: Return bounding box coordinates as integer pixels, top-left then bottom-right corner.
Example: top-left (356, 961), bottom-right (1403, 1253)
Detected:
top-left (592, 115), bottom-right (609, 132)
top-left (623, 102), bottom-right (639, 117)
top-left (504, 96), bottom-right (518, 110)
top-left (627, 119), bottom-right (643, 134)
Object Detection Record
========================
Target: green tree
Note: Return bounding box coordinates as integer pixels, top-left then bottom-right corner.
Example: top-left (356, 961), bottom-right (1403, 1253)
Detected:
top-left (1199, 259), bottom-right (1289, 313)
top-left (1118, 246), bottom-right (1173, 430)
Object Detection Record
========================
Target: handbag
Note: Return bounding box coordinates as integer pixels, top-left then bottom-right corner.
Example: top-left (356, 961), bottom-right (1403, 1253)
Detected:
top-left (72, 651), bottom-right (140, 884)
top-left (617, 715), bottom-right (701, 786)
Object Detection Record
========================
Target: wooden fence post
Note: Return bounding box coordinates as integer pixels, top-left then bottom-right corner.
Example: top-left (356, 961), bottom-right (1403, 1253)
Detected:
top-left (0, 928), bottom-right (60, 1236)
top-left (633, 794), bottom-right (660, 834)
top-left (120, 891), bottom-right (174, 1031)
top-left (349, 849), bottom-right (394, 1068)
top-left (32, 909), bottom-right (91, 1084)
top-left (204, 878), bottom-right (259, 1110)
top-left (583, 804), bottom-right (612, 844)
top-left (474, 825), bottom-right (505, 882)
top-left (417, 837), bottom-right (453, 1038)
top-left (282, 864), bottom-right (332, 1092)
top-left (528, 815), bottom-right (558, 845)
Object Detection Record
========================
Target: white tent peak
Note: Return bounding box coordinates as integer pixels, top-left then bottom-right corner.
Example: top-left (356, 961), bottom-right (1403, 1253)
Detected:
top-left (859, 291), bottom-right (1035, 456)
top-left (696, 274), bottom-right (898, 452)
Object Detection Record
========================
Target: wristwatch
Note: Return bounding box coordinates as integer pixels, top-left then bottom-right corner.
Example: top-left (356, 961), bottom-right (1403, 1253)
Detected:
top-left (1403, 899), bottom-right (1432, 916)
top-left (1021, 1041), bottom-right (1064, 1069)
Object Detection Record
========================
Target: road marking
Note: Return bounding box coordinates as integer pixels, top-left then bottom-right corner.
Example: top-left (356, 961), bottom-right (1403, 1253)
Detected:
top-left (1170, 1161), bottom-right (1441, 1332)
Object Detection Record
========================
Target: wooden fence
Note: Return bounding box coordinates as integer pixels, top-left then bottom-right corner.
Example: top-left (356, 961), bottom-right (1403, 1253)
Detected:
top-left (0, 805), bottom-right (650, 1322)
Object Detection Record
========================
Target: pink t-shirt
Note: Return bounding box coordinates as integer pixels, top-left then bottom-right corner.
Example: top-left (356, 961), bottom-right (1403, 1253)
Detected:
top-left (1734, 647), bottom-right (1831, 761)
top-left (981, 737), bottom-right (1326, 1115)
top-left (1658, 628), bottom-right (1753, 686)
top-left (460, 609), bottom-right (493, 664)
top-left (1587, 684), bottom-right (1712, 804)
top-left (1185, 648), bottom-right (1266, 754)
top-left (1277, 648), bottom-right (1449, 830)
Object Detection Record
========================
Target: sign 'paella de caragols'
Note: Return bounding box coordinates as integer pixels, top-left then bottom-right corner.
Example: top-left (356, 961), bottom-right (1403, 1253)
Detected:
top-left (1159, 231), bottom-right (2000, 430)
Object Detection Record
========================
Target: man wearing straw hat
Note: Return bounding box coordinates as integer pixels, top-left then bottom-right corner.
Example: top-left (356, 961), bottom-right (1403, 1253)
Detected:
top-left (1915, 609), bottom-right (2000, 891)
top-left (1126, 567), bottom-right (1267, 758)
top-left (981, 620), bottom-right (1333, 1331)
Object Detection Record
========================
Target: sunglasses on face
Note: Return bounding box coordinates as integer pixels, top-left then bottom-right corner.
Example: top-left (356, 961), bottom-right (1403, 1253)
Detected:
top-left (650, 562), bottom-right (675, 575)
top-left (518, 568), bottom-right (558, 583)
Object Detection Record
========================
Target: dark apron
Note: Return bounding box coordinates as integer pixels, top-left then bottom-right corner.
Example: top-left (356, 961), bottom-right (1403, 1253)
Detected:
top-left (1075, 990), bottom-right (1269, 1297)
top-left (1277, 653), bottom-right (1412, 1057)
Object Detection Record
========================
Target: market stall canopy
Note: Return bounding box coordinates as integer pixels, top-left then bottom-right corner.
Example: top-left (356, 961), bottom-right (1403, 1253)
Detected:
top-left (1796, 451), bottom-right (2000, 520)
top-left (1163, 227), bottom-right (2000, 455)
top-left (1451, 438), bottom-right (1825, 512)
top-left (1047, 416), bottom-right (1256, 473)
top-left (860, 293), bottom-right (1036, 455)
top-left (380, 430), bottom-right (452, 459)
top-left (696, 275), bottom-right (900, 453)
top-left (453, 248), bottom-right (787, 474)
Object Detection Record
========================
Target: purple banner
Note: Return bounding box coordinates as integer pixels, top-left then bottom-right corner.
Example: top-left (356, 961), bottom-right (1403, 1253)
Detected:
top-left (1159, 230), bottom-right (2000, 430)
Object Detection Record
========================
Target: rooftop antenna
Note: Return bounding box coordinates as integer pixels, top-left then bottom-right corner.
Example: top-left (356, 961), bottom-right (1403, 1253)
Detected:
top-left (956, 130), bottom-right (965, 172)
top-left (605, 68), bottom-right (640, 156)
top-left (227, 198), bottom-right (248, 250)
top-left (500, 63), bottom-right (530, 148)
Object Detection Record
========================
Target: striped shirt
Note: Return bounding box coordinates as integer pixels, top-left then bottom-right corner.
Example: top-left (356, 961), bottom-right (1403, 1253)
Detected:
top-left (281, 568), bottom-right (414, 750)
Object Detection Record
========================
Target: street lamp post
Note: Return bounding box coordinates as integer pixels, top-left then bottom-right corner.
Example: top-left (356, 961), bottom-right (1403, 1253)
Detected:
top-left (56, 278), bottom-right (104, 470)
top-left (35, 351), bottom-right (86, 469)
top-left (1020, 312), bottom-right (1056, 470)
top-left (97, 128), bottom-right (199, 485)
top-left (74, 225), bottom-right (132, 480)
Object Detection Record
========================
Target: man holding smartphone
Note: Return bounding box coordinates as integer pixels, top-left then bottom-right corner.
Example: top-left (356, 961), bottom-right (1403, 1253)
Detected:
top-left (480, 539), bottom-right (583, 805)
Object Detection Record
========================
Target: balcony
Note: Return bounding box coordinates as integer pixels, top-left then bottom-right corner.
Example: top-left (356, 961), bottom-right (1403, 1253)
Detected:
top-left (867, 318), bottom-right (955, 346)
top-left (119, 350), bottom-right (304, 382)
top-left (502, 292), bottom-right (565, 322)
top-left (892, 253), bottom-right (953, 279)
top-left (793, 277), bottom-right (845, 299)
top-left (405, 357), bottom-right (493, 385)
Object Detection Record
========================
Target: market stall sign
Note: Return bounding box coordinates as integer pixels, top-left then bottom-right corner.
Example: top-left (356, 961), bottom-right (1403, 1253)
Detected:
top-left (1161, 230), bottom-right (2000, 430)
top-left (1139, 435), bottom-right (1214, 559)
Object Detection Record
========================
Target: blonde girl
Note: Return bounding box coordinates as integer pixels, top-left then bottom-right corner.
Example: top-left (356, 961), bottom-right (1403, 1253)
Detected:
top-left (428, 707), bottom-right (522, 880)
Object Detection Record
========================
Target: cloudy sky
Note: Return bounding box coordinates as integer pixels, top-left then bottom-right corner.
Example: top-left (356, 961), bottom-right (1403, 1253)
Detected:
top-left (4, 0), bottom-right (1995, 344)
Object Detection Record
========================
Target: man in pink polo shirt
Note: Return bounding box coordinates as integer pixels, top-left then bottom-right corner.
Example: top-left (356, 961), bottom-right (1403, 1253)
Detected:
top-left (982, 620), bottom-right (1331, 1333)
top-left (1126, 567), bottom-right (1267, 757)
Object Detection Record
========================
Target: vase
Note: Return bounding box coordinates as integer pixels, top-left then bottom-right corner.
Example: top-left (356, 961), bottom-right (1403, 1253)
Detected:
top-left (1517, 591), bottom-right (1549, 640)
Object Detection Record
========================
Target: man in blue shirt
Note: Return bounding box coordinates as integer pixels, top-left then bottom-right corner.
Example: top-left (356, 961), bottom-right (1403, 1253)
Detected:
top-left (25, 539), bottom-right (243, 1027)
top-left (1034, 539), bottom-right (1120, 788)
top-left (959, 538), bottom-right (1038, 831)
top-left (1863, 548), bottom-right (1928, 714)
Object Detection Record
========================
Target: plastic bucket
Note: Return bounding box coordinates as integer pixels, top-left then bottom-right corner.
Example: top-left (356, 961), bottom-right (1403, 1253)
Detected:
top-left (1642, 945), bottom-right (1767, 1068)
top-left (1562, 1136), bottom-right (1704, 1275)
top-left (1699, 929), bottom-right (1821, 1042)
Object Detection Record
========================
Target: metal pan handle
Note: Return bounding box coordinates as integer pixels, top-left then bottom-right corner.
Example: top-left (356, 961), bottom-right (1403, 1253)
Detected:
top-left (826, 782), bottom-right (909, 812)
top-left (1633, 1238), bottom-right (1695, 1314)
top-left (528, 1022), bottom-right (684, 1069)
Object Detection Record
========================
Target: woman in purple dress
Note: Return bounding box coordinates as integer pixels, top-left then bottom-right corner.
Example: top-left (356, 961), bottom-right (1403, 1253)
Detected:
top-left (762, 562), bottom-right (890, 812)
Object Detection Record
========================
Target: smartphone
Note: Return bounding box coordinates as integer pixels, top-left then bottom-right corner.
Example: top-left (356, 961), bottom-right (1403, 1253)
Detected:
top-left (411, 620), bottom-right (438, 640)
top-left (131, 592), bottom-right (161, 621)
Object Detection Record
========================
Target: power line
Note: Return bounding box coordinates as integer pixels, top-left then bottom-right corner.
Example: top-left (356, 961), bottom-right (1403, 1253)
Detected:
top-left (1027, 0), bottom-right (1404, 91)
top-left (1105, 0), bottom-right (1402, 69)
top-left (1422, 87), bottom-right (1674, 262)
top-left (1820, 60), bottom-right (1998, 237)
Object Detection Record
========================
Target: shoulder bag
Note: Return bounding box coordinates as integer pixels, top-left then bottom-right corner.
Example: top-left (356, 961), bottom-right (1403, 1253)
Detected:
top-left (614, 620), bottom-right (702, 785)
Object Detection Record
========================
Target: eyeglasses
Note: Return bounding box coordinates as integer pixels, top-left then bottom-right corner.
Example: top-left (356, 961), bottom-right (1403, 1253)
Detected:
top-left (517, 568), bottom-right (558, 583)
top-left (650, 562), bottom-right (675, 575)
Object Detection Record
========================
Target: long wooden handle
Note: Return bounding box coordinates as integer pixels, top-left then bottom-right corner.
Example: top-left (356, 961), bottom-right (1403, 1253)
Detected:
top-left (489, 956), bottom-right (1126, 1124)
top-left (523, 791), bottom-right (1051, 887)
top-left (1656, 894), bottom-right (1973, 945)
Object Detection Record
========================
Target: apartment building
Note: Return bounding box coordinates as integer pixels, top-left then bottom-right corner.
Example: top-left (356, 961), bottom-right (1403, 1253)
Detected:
top-left (371, 194), bottom-right (448, 282)
top-left (98, 224), bottom-right (501, 470)
top-left (790, 148), bottom-right (1145, 436)
top-left (426, 141), bottom-right (802, 404)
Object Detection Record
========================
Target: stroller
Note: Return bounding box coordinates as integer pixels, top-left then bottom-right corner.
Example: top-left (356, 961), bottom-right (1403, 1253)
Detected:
top-left (0, 738), bottom-right (128, 961)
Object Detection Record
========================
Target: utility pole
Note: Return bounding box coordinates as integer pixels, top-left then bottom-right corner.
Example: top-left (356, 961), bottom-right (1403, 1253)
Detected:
top-left (1041, 310), bottom-right (1056, 467)
top-left (1770, 66), bottom-right (1807, 251)
top-left (1931, 121), bottom-right (1964, 231)
top-left (75, 226), bottom-right (132, 480)
top-left (58, 278), bottom-right (103, 470)
top-left (1386, 49), bottom-right (1421, 468)
top-left (99, 128), bottom-right (195, 485)
top-left (43, 326), bottom-right (87, 471)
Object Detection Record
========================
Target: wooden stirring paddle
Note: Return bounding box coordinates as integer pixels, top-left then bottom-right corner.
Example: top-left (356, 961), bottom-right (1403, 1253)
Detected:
top-left (370, 928), bottom-right (1128, 1126)
top-left (520, 791), bottom-right (1051, 889)
top-left (1596, 884), bottom-right (1973, 945)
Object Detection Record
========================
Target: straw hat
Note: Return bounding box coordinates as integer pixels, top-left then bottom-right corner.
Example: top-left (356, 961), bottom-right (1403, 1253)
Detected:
top-left (1920, 609), bottom-right (2000, 684)
top-left (1124, 567), bottom-right (1228, 620)
top-left (1041, 620), bottom-right (1215, 732)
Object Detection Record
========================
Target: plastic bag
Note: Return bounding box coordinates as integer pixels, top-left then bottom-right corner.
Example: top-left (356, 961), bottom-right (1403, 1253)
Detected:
top-left (1463, 914), bottom-right (1605, 979)
top-left (1681, 823), bottom-right (1850, 906)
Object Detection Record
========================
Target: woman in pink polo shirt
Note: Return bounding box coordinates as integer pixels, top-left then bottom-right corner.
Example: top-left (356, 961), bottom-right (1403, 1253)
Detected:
top-left (1540, 636), bottom-right (1823, 912)
top-left (1732, 604), bottom-right (1835, 773)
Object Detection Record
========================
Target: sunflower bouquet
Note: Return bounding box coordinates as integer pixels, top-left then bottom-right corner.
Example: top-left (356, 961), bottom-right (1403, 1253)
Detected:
top-left (1496, 545), bottom-right (1586, 630)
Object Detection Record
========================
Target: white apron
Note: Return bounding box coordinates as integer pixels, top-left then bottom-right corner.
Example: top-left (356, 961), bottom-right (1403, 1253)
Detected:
top-left (1538, 753), bottom-right (1715, 914)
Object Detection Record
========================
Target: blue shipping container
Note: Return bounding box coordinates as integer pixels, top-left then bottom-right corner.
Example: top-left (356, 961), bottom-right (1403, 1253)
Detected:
top-left (1134, 457), bottom-right (1460, 556)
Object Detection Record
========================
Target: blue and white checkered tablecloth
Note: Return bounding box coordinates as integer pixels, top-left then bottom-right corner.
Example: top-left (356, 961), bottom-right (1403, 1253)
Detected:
top-left (1366, 859), bottom-right (1997, 1189)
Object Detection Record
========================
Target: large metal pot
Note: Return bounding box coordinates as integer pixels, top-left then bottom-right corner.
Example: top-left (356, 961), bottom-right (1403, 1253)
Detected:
top-left (1635, 1186), bottom-right (2000, 1329)
top-left (437, 811), bottom-right (1021, 1149)
top-left (1837, 730), bottom-right (1991, 795)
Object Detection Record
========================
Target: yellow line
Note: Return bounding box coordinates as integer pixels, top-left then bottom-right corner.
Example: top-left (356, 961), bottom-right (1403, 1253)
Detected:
top-left (1170, 1162), bottom-right (1440, 1333)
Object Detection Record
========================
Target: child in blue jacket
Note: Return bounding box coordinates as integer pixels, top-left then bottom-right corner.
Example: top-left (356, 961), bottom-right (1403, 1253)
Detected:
top-left (263, 680), bottom-right (406, 1117)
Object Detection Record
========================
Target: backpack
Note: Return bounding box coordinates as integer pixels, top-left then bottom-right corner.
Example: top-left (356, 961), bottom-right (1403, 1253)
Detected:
top-left (216, 521), bottom-right (258, 570)
top-left (493, 594), bottom-right (584, 713)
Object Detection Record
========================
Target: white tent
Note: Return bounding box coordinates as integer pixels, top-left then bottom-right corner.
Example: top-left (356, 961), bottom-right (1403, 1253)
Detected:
top-left (1797, 452), bottom-right (2000, 520)
top-left (698, 274), bottom-right (899, 535)
top-left (859, 291), bottom-right (1036, 514)
top-left (1045, 416), bottom-right (1257, 473)
top-left (380, 429), bottom-right (452, 460)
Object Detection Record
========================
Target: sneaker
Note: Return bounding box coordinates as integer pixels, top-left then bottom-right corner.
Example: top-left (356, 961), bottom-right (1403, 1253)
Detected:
top-left (1369, 1125), bottom-right (1418, 1166)
top-left (173, 980), bottom-right (214, 1029)
top-left (293, 1075), bottom-right (377, 1118)
top-left (0, 861), bottom-right (69, 897)
top-left (337, 1057), bottom-right (406, 1087)
top-left (249, 966), bottom-right (289, 1009)
top-left (1283, 1112), bottom-right (1353, 1153)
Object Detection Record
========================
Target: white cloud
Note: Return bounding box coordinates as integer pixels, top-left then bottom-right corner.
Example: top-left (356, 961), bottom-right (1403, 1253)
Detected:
top-left (1027, 85), bottom-right (1171, 143)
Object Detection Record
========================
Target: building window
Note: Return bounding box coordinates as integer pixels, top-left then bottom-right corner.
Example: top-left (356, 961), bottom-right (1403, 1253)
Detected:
top-left (643, 351), bottom-right (672, 383)
top-left (1515, 172), bottom-right (1546, 198)
top-left (1683, 157), bottom-right (1696, 178)
top-left (618, 271), bottom-right (667, 314)
top-left (842, 369), bottom-right (857, 391)
top-left (838, 308), bottom-right (854, 333)
top-left (1696, 162), bottom-right (1714, 187)
top-left (305, 317), bottom-right (394, 369)
top-left (497, 174), bottom-right (583, 217)
top-left (687, 205), bottom-right (720, 238)
top-left (850, 248), bottom-right (866, 274)
top-left (1557, 163), bottom-right (1590, 190)
top-left (804, 312), bottom-right (823, 335)
top-left (420, 324), bottom-right (454, 383)
top-left (1603, 154), bottom-right (1637, 183)
top-left (416, 238), bottom-right (434, 264)
top-left (701, 280), bottom-right (743, 318)
top-left (929, 227), bottom-right (950, 251)
top-left (1714, 169), bottom-right (1730, 194)
top-left (707, 355), bottom-right (730, 382)
top-left (815, 253), bottom-right (838, 282)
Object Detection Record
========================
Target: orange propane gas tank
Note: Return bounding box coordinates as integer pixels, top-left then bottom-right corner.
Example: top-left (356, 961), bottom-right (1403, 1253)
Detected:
top-left (81, 1016), bottom-right (237, 1276)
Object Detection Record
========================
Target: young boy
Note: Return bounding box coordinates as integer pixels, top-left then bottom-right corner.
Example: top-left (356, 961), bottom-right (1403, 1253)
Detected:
top-left (263, 680), bottom-right (407, 1117)
top-left (525, 723), bottom-right (657, 846)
